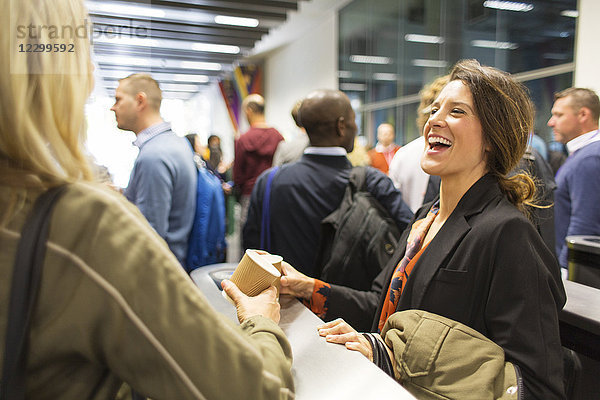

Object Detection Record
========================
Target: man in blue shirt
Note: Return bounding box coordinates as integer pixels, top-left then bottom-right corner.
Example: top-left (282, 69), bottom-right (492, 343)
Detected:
top-left (548, 87), bottom-right (600, 271)
top-left (111, 74), bottom-right (197, 266)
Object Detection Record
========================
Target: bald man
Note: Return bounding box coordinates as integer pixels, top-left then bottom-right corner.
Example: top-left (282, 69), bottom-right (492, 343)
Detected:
top-left (367, 123), bottom-right (401, 174)
top-left (243, 89), bottom-right (412, 277)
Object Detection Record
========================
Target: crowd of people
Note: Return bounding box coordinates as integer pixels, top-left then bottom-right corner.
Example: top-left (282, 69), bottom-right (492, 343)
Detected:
top-left (2, 0), bottom-right (600, 399)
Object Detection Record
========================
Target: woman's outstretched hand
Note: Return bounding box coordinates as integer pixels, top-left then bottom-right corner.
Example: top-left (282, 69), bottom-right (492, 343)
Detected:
top-left (317, 318), bottom-right (373, 361)
top-left (279, 261), bottom-right (315, 300)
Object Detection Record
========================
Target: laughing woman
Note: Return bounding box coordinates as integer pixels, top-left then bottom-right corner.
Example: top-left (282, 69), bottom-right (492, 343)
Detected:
top-left (281, 60), bottom-right (565, 399)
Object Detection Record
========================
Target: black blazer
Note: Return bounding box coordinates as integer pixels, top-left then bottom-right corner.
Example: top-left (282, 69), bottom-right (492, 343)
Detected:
top-left (329, 175), bottom-right (565, 399)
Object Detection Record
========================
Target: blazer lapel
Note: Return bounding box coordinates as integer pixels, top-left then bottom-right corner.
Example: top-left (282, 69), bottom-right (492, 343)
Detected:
top-left (370, 219), bottom-right (413, 331)
top-left (400, 174), bottom-right (502, 308)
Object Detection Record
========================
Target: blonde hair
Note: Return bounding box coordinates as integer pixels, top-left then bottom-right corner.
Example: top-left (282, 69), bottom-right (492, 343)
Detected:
top-left (119, 73), bottom-right (162, 111)
top-left (416, 75), bottom-right (450, 133)
top-left (449, 60), bottom-right (536, 212)
top-left (0, 0), bottom-right (94, 189)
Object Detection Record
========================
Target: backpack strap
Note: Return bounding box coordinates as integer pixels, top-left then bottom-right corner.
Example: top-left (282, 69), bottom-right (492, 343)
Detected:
top-left (1, 185), bottom-right (67, 400)
top-left (260, 167), bottom-right (279, 252)
top-left (349, 166), bottom-right (368, 193)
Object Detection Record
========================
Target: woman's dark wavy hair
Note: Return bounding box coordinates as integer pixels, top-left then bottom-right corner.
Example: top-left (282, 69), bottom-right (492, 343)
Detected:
top-left (449, 59), bottom-right (536, 212)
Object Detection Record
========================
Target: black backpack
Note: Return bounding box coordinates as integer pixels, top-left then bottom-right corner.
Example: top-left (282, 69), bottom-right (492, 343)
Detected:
top-left (314, 167), bottom-right (401, 290)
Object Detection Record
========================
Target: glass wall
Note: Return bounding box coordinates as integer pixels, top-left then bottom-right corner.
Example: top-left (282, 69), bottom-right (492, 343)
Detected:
top-left (339, 0), bottom-right (577, 146)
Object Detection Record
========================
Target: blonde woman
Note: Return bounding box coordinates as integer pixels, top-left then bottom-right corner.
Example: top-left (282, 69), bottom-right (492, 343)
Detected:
top-left (0, 1), bottom-right (293, 399)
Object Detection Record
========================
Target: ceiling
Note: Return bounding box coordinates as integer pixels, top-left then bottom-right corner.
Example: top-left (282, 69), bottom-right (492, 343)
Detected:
top-left (88, 0), bottom-right (303, 100)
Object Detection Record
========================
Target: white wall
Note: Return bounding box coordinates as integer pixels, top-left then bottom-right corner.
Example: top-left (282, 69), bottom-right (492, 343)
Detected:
top-left (574, 0), bottom-right (600, 95)
top-left (258, 1), bottom-right (351, 140)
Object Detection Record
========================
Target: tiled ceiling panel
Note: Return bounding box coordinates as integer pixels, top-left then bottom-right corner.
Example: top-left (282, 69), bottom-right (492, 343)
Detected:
top-left (88, 0), bottom-right (302, 99)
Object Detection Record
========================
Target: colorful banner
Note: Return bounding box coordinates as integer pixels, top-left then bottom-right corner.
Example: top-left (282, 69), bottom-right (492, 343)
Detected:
top-left (219, 64), bottom-right (263, 134)
top-left (218, 78), bottom-right (240, 134)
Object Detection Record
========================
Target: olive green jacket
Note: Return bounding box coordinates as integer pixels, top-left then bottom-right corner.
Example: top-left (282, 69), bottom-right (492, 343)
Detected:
top-left (381, 310), bottom-right (521, 400)
top-left (0, 182), bottom-right (294, 399)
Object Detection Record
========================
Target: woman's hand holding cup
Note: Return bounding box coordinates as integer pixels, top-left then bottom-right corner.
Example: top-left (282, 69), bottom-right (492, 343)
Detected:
top-left (279, 261), bottom-right (315, 300)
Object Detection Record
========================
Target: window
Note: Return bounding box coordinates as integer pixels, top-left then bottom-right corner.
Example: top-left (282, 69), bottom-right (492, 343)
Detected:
top-left (339, 0), bottom-right (577, 146)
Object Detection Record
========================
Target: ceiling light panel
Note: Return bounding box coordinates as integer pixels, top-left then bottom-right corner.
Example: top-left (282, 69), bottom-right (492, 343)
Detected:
top-left (560, 10), bottom-right (579, 18)
top-left (94, 54), bottom-right (222, 71)
top-left (411, 59), bottom-right (448, 68)
top-left (214, 15), bottom-right (259, 27)
top-left (471, 40), bottom-right (519, 50)
top-left (373, 73), bottom-right (398, 81)
top-left (340, 83), bottom-right (367, 91)
top-left (104, 81), bottom-right (201, 93)
top-left (404, 34), bottom-right (445, 44)
top-left (350, 55), bottom-right (392, 65)
top-left (159, 83), bottom-right (201, 92)
top-left (483, 1), bottom-right (534, 12)
top-left (94, 36), bottom-right (240, 54)
top-left (100, 69), bottom-right (209, 83)
top-left (86, 0), bottom-right (214, 25)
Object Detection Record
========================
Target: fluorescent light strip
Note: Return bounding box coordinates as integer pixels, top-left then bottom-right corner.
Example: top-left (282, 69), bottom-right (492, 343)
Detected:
top-left (94, 54), bottom-right (221, 71)
top-left (349, 55), bottom-right (391, 65)
top-left (172, 74), bottom-right (209, 83)
top-left (86, 0), bottom-right (214, 24)
top-left (180, 61), bottom-right (221, 71)
top-left (338, 70), bottom-right (352, 79)
top-left (483, 1), bottom-right (533, 12)
top-left (104, 82), bottom-right (199, 93)
top-left (373, 73), bottom-right (397, 81)
top-left (404, 34), bottom-right (445, 44)
top-left (100, 70), bottom-right (209, 83)
top-left (159, 83), bottom-right (200, 92)
top-left (87, 2), bottom-right (166, 18)
top-left (214, 15), bottom-right (259, 27)
top-left (94, 36), bottom-right (240, 54)
top-left (191, 43), bottom-right (240, 54)
top-left (411, 59), bottom-right (448, 68)
top-left (560, 10), bottom-right (579, 18)
top-left (471, 40), bottom-right (519, 50)
top-left (340, 83), bottom-right (367, 91)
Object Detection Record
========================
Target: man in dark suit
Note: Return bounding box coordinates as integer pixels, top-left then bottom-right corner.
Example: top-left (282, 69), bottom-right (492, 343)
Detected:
top-left (243, 89), bottom-right (412, 276)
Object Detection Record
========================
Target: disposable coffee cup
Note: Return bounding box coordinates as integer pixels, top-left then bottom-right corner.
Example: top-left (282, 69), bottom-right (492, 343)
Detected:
top-left (261, 253), bottom-right (283, 294)
top-left (262, 254), bottom-right (283, 273)
top-left (223, 249), bottom-right (281, 303)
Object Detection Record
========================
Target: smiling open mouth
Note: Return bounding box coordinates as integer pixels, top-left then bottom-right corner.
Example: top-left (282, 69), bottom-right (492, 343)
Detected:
top-left (428, 136), bottom-right (452, 150)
